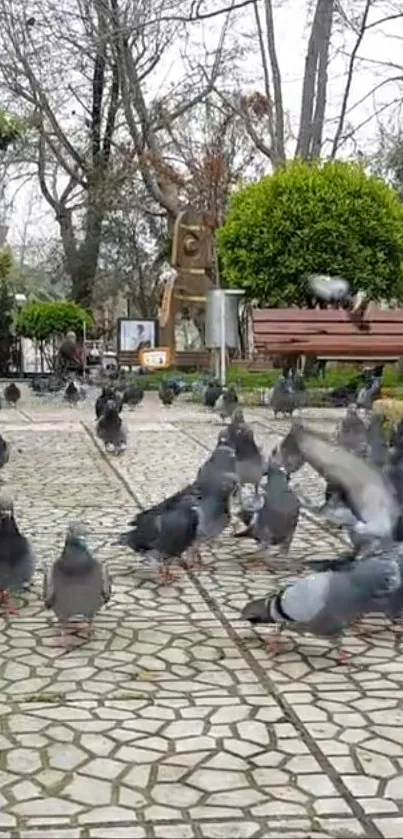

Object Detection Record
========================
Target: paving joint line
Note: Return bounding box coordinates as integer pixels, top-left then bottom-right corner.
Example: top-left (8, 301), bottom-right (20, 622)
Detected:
top-left (82, 418), bottom-right (381, 839)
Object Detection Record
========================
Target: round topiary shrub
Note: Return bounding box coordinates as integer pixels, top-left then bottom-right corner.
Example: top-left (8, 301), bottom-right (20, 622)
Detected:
top-left (217, 159), bottom-right (403, 306)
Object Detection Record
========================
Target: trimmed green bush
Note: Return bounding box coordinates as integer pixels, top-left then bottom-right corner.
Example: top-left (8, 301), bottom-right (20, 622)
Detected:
top-left (217, 159), bottom-right (403, 305)
top-left (15, 300), bottom-right (93, 342)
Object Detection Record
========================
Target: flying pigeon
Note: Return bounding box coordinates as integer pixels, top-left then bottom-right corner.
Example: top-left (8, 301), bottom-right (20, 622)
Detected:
top-left (4, 382), bottom-right (21, 406)
top-left (43, 522), bottom-right (111, 645)
top-left (0, 492), bottom-right (35, 616)
top-left (290, 424), bottom-right (399, 547)
top-left (96, 399), bottom-right (127, 453)
top-left (242, 553), bottom-right (401, 660)
top-left (307, 274), bottom-right (351, 303)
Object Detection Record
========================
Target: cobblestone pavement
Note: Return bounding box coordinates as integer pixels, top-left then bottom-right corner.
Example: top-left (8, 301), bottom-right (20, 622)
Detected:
top-left (0, 389), bottom-right (402, 839)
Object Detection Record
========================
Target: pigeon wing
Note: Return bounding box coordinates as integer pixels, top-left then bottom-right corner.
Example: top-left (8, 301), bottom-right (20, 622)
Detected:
top-left (294, 426), bottom-right (399, 539)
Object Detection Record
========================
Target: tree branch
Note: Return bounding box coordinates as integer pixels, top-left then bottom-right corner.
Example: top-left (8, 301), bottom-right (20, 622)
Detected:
top-left (252, 1), bottom-right (276, 157)
top-left (263, 0), bottom-right (285, 161)
top-left (330, 0), bottom-right (372, 158)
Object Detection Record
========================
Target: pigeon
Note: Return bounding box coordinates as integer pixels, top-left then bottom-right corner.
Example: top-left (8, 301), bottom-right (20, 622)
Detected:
top-left (0, 492), bottom-right (35, 616)
top-left (356, 366), bottom-right (383, 410)
top-left (43, 522), bottom-right (111, 644)
top-left (117, 495), bottom-right (199, 583)
top-left (329, 378), bottom-right (361, 408)
top-left (307, 274), bottom-right (351, 303)
top-left (269, 375), bottom-right (296, 418)
top-left (215, 387), bottom-right (238, 421)
top-left (241, 553), bottom-right (401, 659)
top-left (270, 423), bottom-right (305, 477)
top-left (197, 437), bottom-right (237, 494)
top-left (4, 382), bottom-right (20, 406)
top-left (307, 274), bottom-right (368, 327)
top-left (64, 381), bottom-right (80, 406)
top-left (203, 381), bottom-right (223, 408)
top-left (235, 464), bottom-right (300, 557)
top-left (159, 381), bottom-right (175, 406)
top-left (231, 424), bottom-right (264, 496)
top-left (96, 399), bottom-right (127, 453)
top-left (0, 434), bottom-right (9, 472)
top-left (336, 406), bottom-right (367, 456)
top-left (122, 381), bottom-right (144, 408)
top-left (95, 386), bottom-right (122, 419)
top-left (367, 413), bottom-right (388, 468)
top-left (187, 473), bottom-right (239, 568)
top-left (290, 424), bottom-right (399, 547)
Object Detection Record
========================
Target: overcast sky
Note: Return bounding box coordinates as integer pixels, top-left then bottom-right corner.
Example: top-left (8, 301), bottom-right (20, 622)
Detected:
top-left (7, 0), bottom-right (403, 250)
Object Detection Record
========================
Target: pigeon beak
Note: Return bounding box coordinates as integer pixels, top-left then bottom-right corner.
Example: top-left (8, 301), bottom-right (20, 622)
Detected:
top-left (241, 597), bottom-right (273, 625)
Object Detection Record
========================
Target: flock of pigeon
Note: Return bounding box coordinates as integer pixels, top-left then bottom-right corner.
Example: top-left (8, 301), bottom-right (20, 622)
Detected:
top-left (0, 358), bottom-right (401, 660)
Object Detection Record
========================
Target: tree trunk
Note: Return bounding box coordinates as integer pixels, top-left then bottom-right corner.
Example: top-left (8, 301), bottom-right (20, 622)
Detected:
top-left (56, 200), bottom-right (104, 308)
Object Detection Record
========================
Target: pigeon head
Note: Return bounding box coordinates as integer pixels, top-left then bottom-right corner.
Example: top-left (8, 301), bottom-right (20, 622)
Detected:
top-left (242, 596), bottom-right (275, 625)
top-left (67, 521), bottom-right (89, 541)
top-left (231, 407), bottom-right (245, 426)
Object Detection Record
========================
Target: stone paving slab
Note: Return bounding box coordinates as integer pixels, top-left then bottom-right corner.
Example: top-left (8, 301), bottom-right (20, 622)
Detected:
top-left (0, 389), bottom-right (400, 837)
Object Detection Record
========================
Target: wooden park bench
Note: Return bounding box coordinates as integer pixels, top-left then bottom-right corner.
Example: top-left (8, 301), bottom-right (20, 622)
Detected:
top-left (252, 308), bottom-right (403, 362)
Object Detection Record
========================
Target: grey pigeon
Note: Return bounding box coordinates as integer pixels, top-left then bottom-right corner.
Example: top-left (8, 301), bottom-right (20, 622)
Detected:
top-left (291, 424), bottom-right (399, 548)
top-left (0, 492), bottom-right (35, 616)
top-left (235, 464), bottom-right (300, 556)
top-left (197, 438), bottom-right (237, 494)
top-left (0, 433), bottom-right (9, 472)
top-left (122, 381), bottom-right (144, 408)
top-left (64, 381), bottom-right (80, 406)
top-left (117, 496), bottom-right (199, 583)
top-left (215, 387), bottom-right (238, 421)
top-left (336, 406), bottom-right (367, 456)
top-left (270, 375), bottom-right (296, 418)
top-left (96, 399), bottom-right (127, 453)
top-left (307, 273), bottom-right (350, 303)
top-left (44, 522), bottom-right (111, 644)
top-left (231, 424), bottom-right (264, 496)
top-left (203, 381), bottom-right (222, 408)
top-left (188, 473), bottom-right (239, 568)
top-left (242, 553), bottom-right (401, 659)
top-left (356, 367), bottom-right (383, 410)
top-left (4, 382), bottom-right (20, 406)
top-left (95, 386), bottom-right (122, 419)
top-left (159, 382), bottom-right (175, 406)
top-left (367, 413), bottom-right (388, 468)
top-left (270, 423), bottom-right (305, 477)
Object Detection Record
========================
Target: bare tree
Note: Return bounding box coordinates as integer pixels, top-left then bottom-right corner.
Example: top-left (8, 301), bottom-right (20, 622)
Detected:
top-left (0, 0), bottom-right (123, 305)
top-left (96, 175), bottom-right (168, 317)
top-left (106, 0), bottom-right (235, 219)
top-left (212, 0), bottom-right (403, 165)
top-left (161, 98), bottom-right (266, 226)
